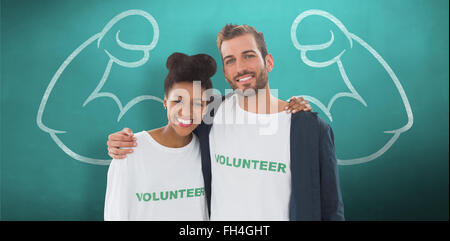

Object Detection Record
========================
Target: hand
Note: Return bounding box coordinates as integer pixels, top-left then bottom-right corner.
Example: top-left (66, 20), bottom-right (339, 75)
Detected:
top-left (107, 128), bottom-right (137, 159)
top-left (285, 96), bottom-right (312, 114)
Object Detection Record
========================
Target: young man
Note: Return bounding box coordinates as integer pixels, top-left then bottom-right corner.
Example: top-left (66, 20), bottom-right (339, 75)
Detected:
top-left (107, 24), bottom-right (344, 221)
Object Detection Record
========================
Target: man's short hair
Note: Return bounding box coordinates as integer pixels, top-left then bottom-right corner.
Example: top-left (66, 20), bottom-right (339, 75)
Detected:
top-left (216, 24), bottom-right (268, 61)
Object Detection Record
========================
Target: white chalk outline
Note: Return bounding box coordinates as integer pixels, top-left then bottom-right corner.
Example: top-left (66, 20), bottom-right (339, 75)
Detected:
top-left (37, 9), bottom-right (413, 166)
top-left (36, 9), bottom-right (162, 165)
top-left (291, 9), bottom-right (413, 165)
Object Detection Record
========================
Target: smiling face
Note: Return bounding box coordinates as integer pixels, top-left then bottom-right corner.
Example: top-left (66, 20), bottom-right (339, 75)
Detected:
top-left (221, 34), bottom-right (274, 95)
top-left (164, 82), bottom-right (206, 137)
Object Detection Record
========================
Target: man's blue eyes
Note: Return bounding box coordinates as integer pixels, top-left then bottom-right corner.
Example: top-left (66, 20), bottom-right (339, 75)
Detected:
top-left (225, 55), bottom-right (255, 65)
top-left (225, 59), bottom-right (235, 65)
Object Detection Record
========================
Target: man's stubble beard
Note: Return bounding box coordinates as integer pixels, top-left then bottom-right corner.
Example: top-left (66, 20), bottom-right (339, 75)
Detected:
top-left (227, 67), bottom-right (269, 97)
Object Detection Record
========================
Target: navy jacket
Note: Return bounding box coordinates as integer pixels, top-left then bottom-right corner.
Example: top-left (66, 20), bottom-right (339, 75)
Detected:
top-left (194, 95), bottom-right (344, 221)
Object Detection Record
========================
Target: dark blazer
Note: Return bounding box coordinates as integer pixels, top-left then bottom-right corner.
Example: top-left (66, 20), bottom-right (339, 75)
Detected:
top-left (194, 95), bottom-right (344, 221)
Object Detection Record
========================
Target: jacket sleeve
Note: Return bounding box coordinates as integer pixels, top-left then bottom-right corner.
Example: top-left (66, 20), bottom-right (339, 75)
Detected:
top-left (319, 121), bottom-right (345, 221)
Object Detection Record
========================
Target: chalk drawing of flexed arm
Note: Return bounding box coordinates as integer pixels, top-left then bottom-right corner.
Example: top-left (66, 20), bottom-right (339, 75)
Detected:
top-left (290, 9), bottom-right (414, 165)
top-left (37, 10), bottom-right (162, 165)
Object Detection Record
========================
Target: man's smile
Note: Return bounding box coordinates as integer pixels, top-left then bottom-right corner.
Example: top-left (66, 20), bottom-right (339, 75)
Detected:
top-left (236, 73), bottom-right (255, 84)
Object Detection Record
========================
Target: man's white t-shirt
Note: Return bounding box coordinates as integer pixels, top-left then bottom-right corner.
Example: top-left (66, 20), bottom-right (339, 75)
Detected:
top-left (209, 94), bottom-right (292, 221)
top-left (104, 131), bottom-right (208, 221)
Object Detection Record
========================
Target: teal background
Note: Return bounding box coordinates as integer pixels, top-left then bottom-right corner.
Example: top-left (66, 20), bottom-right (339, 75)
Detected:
top-left (1, 0), bottom-right (448, 220)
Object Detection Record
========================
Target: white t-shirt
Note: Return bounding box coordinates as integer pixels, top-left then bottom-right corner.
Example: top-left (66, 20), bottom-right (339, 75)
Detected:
top-left (104, 131), bottom-right (208, 221)
top-left (209, 94), bottom-right (292, 221)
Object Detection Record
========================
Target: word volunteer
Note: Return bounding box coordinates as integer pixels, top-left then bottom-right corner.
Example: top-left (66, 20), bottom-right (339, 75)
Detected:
top-left (215, 154), bottom-right (287, 174)
top-left (136, 187), bottom-right (206, 202)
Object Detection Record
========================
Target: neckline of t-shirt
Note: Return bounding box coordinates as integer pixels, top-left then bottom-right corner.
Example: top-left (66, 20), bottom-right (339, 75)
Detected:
top-left (232, 94), bottom-right (292, 119)
top-left (141, 131), bottom-right (197, 153)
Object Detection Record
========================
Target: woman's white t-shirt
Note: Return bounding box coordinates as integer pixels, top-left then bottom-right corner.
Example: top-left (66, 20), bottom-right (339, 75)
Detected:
top-left (104, 131), bottom-right (208, 221)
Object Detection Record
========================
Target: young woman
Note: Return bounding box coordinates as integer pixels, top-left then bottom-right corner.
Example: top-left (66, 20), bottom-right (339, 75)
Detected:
top-left (104, 53), bottom-right (215, 220)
